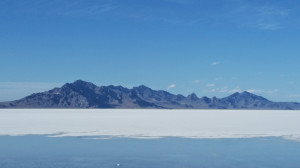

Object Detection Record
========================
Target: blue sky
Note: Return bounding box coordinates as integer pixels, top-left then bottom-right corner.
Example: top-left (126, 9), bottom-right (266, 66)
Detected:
top-left (1, 0), bottom-right (300, 102)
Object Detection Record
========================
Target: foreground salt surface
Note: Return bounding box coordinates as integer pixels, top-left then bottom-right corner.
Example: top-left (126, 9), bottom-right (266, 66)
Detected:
top-left (1, 109), bottom-right (300, 140)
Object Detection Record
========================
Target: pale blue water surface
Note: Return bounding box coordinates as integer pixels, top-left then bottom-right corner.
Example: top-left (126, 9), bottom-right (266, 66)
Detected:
top-left (0, 136), bottom-right (300, 168)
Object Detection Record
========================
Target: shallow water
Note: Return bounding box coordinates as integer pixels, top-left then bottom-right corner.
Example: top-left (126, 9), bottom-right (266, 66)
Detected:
top-left (1, 136), bottom-right (300, 168)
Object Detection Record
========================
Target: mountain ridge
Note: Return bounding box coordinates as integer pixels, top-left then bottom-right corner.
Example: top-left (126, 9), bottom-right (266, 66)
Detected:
top-left (1, 80), bottom-right (300, 109)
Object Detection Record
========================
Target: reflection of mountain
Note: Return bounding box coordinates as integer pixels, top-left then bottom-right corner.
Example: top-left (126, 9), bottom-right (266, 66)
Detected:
top-left (1, 80), bottom-right (300, 109)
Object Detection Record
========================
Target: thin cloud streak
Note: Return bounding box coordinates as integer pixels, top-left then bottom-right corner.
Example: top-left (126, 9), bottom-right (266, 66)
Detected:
top-left (1, 0), bottom-right (116, 17)
top-left (255, 23), bottom-right (281, 30)
top-left (194, 80), bottom-right (201, 84)
top-left (167, 84), bottom-right (176, 90)
top-left (204, 87), bottom-right (278, 95)
top-left (289, 94), bottom-right (300, 98)
top-left (51, 1), bottom-right (116, 16)
top-left (221, 0), bottom-right (292, 30)
top-left (2, 0), bottom-right (293, 30)
top-left (206, 83), bottom-right (215, 87)
top-left (204, 87), bottom-right (241, 94)
top-left (212, 62), bottom-right (220, 65)
top-left (247, 89), bottom-right (279, 94)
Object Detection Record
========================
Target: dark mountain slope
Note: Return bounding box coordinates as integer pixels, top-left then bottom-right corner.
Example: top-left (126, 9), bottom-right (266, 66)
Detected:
top-left (1, 80), bottom-right (300, 109)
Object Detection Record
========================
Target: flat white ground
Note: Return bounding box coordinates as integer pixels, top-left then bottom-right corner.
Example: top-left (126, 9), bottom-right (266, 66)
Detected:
top-left (1, 109), bottom-right (300, 140)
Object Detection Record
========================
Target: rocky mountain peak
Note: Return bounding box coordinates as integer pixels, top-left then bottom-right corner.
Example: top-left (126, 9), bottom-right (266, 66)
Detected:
top-left (134, 85), bottom-right (152, 91)
top-left (0, 80), bottom-right (299, 109)
top-left (226, 91), bottom-right (269, 102)
top-left (187, 93), bottom-right (199, 100)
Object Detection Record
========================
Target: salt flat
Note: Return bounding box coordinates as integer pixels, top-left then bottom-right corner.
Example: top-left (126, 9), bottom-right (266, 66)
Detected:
top-left (1, 109), bottom-right (300, 140)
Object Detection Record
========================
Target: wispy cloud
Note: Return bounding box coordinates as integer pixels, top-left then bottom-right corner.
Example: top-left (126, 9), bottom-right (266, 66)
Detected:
top-left (239, 2), bottom-right (290, 30)
top-left (246, 89), bottom-right (279, 94)
top-left (212, 62), bottom-right (220, 66)
top-left (289, 94), bottom-right (300, 98)
top-left (206, 83), bottom-right (215, 87)
top-left (204, 86), bottom-right (279, 95)
top-left (167, 84), bottom-right (176, 90)
top-left (213, 0), bottom-right (292, 31)
top-left (52, 2), bottom-right (115, 16)
top-left (1, 0), bottom-right (294, 30)
top-left (2, 0), bottom-right (116, 17)
top-left (255, 23), bottom-right (281, 30)
top-left (194, 80), bottom-right (201, 84)
top-left (204, 86), bottom-right (241, 94)
top-left (257, 5), bottom-right (289, 17)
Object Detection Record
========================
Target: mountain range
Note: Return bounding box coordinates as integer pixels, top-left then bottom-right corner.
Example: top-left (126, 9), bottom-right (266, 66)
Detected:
top-left (1, 80), bottom-right (300, 109)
